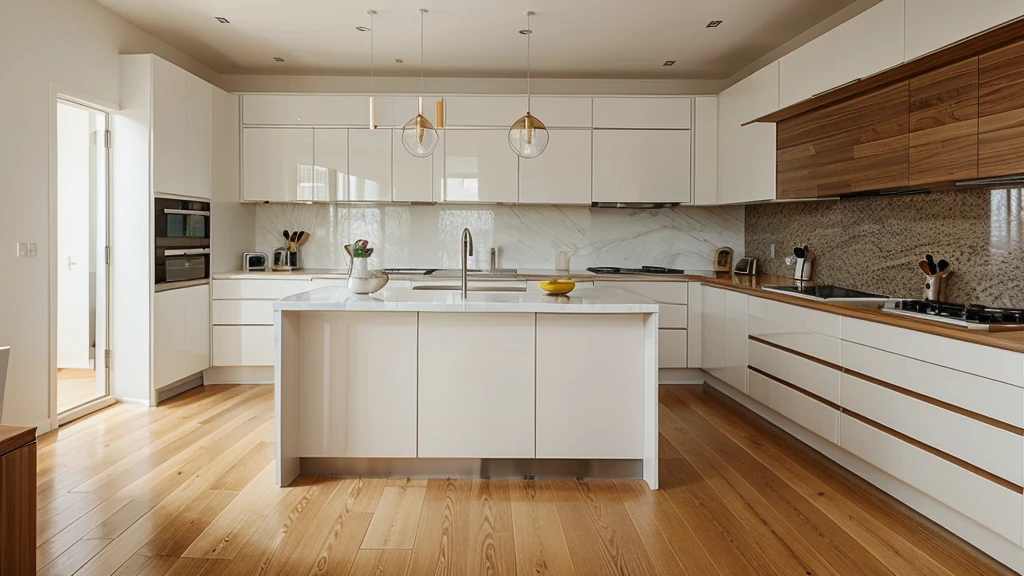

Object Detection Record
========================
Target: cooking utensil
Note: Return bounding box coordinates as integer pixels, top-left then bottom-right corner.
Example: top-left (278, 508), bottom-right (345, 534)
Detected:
top-left (793, 246), bottom-right (805, 259)
top-left (925, 254), bottom-right (937, 275)
top-left (919, 260), bottom-right (932, 276)
top-left (297, 231), bottom-right (310, 247)
top-left (937, 259), bottom-right (949, 274)
top-left (282, 230), bottom-right (291, 243)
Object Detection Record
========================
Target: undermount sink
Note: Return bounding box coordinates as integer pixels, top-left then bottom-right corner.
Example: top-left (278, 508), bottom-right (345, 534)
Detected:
top-left (427, 268), bottom-right (519, 279)
top-left (412, 285), bottom-right (527, 292)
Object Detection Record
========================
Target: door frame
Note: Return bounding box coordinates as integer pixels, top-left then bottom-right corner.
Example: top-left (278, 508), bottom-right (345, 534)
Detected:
top-left (48, 85), bottom-right (119, 429)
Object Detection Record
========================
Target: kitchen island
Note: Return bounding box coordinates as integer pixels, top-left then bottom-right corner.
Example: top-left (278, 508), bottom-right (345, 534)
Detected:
top-left (274, 286), bottom-right (660, 489)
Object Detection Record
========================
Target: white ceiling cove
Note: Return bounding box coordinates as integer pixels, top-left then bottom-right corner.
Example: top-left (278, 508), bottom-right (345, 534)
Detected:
top-left (95, 0), bottom-right (859, 79)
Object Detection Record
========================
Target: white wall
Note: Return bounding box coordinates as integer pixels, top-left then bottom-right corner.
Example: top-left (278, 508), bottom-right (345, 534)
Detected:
top-left (0, 0), bottom-right (219, 429)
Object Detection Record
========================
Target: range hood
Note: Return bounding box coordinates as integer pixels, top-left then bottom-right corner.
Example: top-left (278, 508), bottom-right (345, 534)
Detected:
top-left (591, 202), bottom-right (681, 209)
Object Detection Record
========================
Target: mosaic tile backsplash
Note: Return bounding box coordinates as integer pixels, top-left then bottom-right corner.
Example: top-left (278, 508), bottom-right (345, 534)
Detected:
top-left (255, 204), bottom-right (744, 272)
top-left (745, 188), bottom-right (1024, 308)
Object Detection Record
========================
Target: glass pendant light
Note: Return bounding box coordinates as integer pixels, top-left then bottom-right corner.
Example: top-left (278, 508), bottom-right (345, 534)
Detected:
top-left (509, 11), bottom-right (548, 159)
top-left (401, 8), bottom-right (438, 158)
top-left (364, 10), bottom-right (377, 129)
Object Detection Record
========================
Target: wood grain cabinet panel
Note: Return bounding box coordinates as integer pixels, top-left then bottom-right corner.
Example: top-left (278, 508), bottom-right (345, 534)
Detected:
top-left (0, 441), bottom-right (36, 575)
top-left (979, 38), bottom-right (1024, 177)
top-left (909, 58), bottom-right (979, 185)
top-left (777, 82), bottom-right (909, 199)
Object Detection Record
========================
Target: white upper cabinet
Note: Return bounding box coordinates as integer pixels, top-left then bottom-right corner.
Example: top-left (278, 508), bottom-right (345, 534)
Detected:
top-left (593, 130), bottom-right (691, 203)
top-left (834, 0), bottom-right (905, 86)
top-left (519, 130), bottom-right (592, 205)
top-left (592, 97), bottom-right (692, 129)
top-left (780, 31), bottom-right (836, 108)
top-left (152, 57), bottom-right (188, 197)
top-left (243, 94), bottom-right (370, 126)
top-left (443, 97), bottom-right (526, 127)
top-left (185, 75), bottom-right (212, 200)
top-left (718, 61), bottom-right (779, 204)
top-left (347, 129), bottom-right (392, 201)
top-left (904, 0), bottom-right (1023, 61)
top-left (693, 96), bottom-right (718, 205)
top-left (392, 130), bottom-right (434, 202)
top-left (444, 129), bottom-right (519, 203)
top-left (242, 128), bottom-right (315, 202)
top-left (373, 96), bottom-right (443, 129)
top-left (312, 128), bottom-right (348, 202)
top-left (528, 97), bottom-right (593, 128)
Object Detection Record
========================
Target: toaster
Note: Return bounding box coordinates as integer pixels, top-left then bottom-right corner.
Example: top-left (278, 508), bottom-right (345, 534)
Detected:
top-left (243, 252), bottom-right (268, 272)
top-left (733, 257), bottom-right (759, 276)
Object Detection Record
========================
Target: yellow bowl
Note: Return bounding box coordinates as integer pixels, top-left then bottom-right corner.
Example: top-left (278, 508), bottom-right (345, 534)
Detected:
top-left (538, 280), bottom-right (576, 295)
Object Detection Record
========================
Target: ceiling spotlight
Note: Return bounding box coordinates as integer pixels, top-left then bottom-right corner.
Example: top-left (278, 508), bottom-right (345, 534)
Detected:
top-left (356, 26), bottom-right (370, 32)
top-left (273, 57), bottom-right (285, 62)
top-left (518, 29), bottom-right (532, 35)
top-left (706, 20), bottom-right (723, 28)
top-left (215, 16), bottom-right (230, 23)
top-left (395, 58), bottom-right (404, 64)
top-left (663, 60), bottom-right (676, 67)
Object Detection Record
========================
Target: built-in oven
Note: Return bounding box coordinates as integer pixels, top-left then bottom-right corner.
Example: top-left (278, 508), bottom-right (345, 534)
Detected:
top-left (155, 198), bottom-right (211, 288)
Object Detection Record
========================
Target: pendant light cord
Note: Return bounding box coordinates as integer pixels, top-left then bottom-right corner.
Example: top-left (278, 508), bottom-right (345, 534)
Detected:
top-left (369, 11), bottom-right (375, 97)
top-left (420, 9), bottom-right (426, 100)
top-left (526, 11), bottom-right (532, 112)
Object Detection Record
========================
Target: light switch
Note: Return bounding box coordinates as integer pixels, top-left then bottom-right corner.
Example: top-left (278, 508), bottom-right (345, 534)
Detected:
top-left (15, 242), bottom-right (27, 257)
top-left (27, 243), bottom-right (37, 257)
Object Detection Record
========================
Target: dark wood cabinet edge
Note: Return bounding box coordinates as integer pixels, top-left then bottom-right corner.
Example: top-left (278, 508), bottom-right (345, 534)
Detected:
top-left (742, 365), bottom-right (1024, 494)
top-left (748, 335), bottom-right (843, 371)
top-left (0, 426), bottom-right (36, 459)
top-left (747, 16), bottom-right (1024, 125)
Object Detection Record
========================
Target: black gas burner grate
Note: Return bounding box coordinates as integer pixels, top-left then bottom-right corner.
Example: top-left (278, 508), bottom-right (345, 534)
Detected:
top-left (892, 300), bottom-right (1024, 325)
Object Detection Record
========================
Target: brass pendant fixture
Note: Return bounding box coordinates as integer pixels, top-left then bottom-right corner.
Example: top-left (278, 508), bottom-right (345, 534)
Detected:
top-left (401, 8), bottom-right (438, 158)
top-left (509, 11), bottom-right (548, 159)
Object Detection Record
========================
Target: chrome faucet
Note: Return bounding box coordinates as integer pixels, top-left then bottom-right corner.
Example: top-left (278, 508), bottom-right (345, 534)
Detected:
top-left (461, 228), bottom-right (474, 298)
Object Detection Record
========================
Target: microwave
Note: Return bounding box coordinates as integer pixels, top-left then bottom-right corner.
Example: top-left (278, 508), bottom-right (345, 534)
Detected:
top-left (155, 198), bottom-right (211, 286)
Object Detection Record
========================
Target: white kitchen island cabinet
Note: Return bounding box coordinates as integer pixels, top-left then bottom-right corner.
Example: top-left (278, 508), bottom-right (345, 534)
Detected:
top-left (274, 287), bottom-right (660, 489)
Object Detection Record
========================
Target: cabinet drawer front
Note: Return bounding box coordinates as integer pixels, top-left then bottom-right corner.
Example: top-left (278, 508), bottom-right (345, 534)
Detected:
top-left (842, 372), bottom-right (1023, 485)
top-left (213, 326), bottom-right (274, 366)
top-left (212, 279), bottom-right (316, 300)
top-left (748, 369), bottom-right (839, 443)
top-left (840, 414), bottom-right (1022, 544)
top-left (658, 329), bottom-right (688, 368)
top-left (213, 300), bottom-right (274, 325)
top-left (748, 297), bottom-right (841, 338)
top-left (747, 315), bottom-right (841, 365)
top-left (658, 304), bottom-right (688, 329)
top-left (842, 340), bottom-right (1024, 428)
top-left (598, 281), bottom-right (687, 304)
top-left (592, 97), bottom-right (692, 129)
top-left (748, 340), bottom-right (840, 403)
top-left (842, 317), bottom-right (1024, 386)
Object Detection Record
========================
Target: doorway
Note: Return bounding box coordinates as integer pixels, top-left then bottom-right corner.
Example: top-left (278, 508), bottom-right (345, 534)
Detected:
top-left (55, 100), bottom-right (110, 416)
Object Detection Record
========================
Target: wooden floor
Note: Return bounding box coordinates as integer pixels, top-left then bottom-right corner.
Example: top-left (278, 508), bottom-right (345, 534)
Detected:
top-left (35, 384), bottom-right (1015, 576)
top-left (57, 368), bottom-right (100, 414)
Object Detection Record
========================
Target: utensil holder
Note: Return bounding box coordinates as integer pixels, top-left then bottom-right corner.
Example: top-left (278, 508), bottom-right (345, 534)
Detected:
top-left (923, 274), bottom-right (949, 301)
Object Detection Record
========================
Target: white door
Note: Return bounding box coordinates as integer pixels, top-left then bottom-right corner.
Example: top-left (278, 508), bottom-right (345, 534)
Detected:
top-left (56, 100), bottom-right (109, 414)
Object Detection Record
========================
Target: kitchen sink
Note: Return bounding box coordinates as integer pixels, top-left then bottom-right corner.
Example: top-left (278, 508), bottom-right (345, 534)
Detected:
top-left (412, 285), bottom-right (527, 292)
top-left (427, 268), bottom-right (519, 279)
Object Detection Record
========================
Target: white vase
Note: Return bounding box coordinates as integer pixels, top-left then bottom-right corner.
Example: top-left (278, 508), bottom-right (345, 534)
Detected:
top-left (351, 257), bottom-right (370, 279)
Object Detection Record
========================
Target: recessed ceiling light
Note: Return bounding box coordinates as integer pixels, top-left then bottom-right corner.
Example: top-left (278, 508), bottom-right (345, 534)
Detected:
top-left (706, 20), bottom-right (723, 28)
top-left (518, 29), bottom-right (532, 35)
top-left (356, 26), bottom-right (370, 32)
top-left (215, 16), bottom-right (230, 24)
top-left (394, 58), bottom-right (404, 64)
top-left (273, 57), bottom-right (285, 62)
top-left (663, 60), bottom-right (676, 67)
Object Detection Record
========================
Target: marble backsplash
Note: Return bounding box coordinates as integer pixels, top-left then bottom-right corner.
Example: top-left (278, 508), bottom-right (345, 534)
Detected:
top-left (255, 204), bottom-right (744, 272)
top-left (745, 188), bottom-right (1024, 308)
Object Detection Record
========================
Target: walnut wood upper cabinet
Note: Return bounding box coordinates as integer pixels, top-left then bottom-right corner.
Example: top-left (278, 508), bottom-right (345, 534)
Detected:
top-left (909, 58), bottom-right (979, 185)
top-left (979, 38), bottom-right (1024, 177)
top-left (777, 82), bottom-right (910, 199)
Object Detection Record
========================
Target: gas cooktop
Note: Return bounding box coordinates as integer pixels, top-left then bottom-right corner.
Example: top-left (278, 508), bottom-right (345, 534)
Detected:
top-left (586, 266), bottom-right (686, 275)
top-left (883, 300), bottom-right (1024, 331)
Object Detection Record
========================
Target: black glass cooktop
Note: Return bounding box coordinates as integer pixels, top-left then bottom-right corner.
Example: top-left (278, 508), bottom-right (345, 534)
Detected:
top-left (764, 285), bottom-right (890, 300)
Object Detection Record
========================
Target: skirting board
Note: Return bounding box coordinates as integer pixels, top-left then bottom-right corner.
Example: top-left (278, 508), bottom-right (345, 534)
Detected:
top-left (703, 373), bottom-right (1024, 575)
top-left (156, 375), bottom-right (203, 404)
top-left (301, 458), bottom-right (642, 481)
top-left (660, 368), bottom-right (704, 385)
top-left (204, 366), bottom-right (273, 385)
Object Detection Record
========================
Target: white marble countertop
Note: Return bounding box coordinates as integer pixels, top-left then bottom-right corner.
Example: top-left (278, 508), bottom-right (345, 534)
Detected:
top-left (273, 286), bottom-right (660, 313)
top-left (215, 268), bottom-right (717, 282)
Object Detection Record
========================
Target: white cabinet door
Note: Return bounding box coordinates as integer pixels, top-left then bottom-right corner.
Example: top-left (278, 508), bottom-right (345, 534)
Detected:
top-left (152, 56), bottom-right (188, 197)
top-left (312, 128), bottom-right (348, 202)
top-left (242, 128), bottom-right (315, 202)
top-left (723, 289), bottom-right (749, 393)
top-left (718, 61), bottom-right (778, 204)
top-left (593, 130), bottom-right (691, 203)
top-left (834, 0), bottom-right (904, 85)
top-left (153, 284), bottom-right (209, 388)
top-left (592, 98), bottom-right (692, 129)
top-left (693, 96), bottom-right (718, 205)
top-left (444, 96), bottom-right (526, 127)
top-left (444, 129), bottom-right (518, 203)
top-left (392, 130), bottom-right (433, 202)
top-left (780, 31), bottom-right (836, 108)
top-left (183, 284), bottom-right (210, 376)
top-left (185, 75), bottom-right (212, 200)
top-left (904, 0), bottom-right (1022, 61)
top-left (659, 330), bottom-right (689, 368)
top-left (529, 97), bottom-right (593, 128)
top-left (518, 130), bottom-right (592, 204)
top-left (701, 285), bottom-right (726, 383)
top-left (297, 312), bottom-right (417, 458)
top-left (418, 313), bottom-right (535, 458)
top-left (347, 129), bottom-right (392, 201)
top-left (242, 94), bottom-right (370, 126)
top-left (536, 314), bottom-right (644, 458)
top-left (212, 325), bottom-right (274, 366)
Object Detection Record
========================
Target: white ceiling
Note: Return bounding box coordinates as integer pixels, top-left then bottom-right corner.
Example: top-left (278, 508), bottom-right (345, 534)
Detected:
top-left (96, 0), bottom-right (858, 79)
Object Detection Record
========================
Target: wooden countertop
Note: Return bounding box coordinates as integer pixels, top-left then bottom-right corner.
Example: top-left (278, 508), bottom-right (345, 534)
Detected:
top-left (692, 273), bottom-right (1024, 355)
top-left (0, 426), bottom-right (36, 458)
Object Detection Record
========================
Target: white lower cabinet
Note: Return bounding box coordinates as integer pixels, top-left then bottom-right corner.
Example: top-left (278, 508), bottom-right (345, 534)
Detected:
top-left (153, 284), bottom-right (210, 389)
top-left (722, 290), bottom-right (749, 392)
top-left (297, 312), bottom-right (417, 457)
top-left (535, 314), bottom-right (644, 458)
top-left (748, 369), bottom-right (839, 444)
top-left (417, 313), bottom-right (535, 457)
top-left (658, 330), bottom-right (688, 368)
top-left (598, 281), bottom-right (690, 368)
top-left (748, 339), bottom-right (841, 404)
top-left (212, 325), bottom-right (274, 367)
top-left (701, 285), bottom-right (727, 384)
